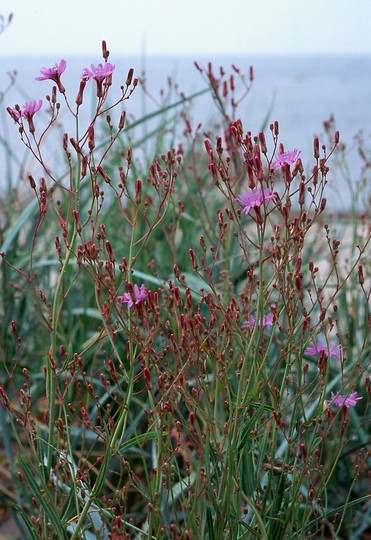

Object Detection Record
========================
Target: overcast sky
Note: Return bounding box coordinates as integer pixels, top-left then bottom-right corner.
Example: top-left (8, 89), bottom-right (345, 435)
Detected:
top-left (0, 0), bottom-right (371, 57)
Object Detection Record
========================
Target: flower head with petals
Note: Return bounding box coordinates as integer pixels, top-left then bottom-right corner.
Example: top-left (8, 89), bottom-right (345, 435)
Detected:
top-left (117, 284), bottom-right (148, 309)
top-left (82, 62), bottom-right (115, 82)
top-left (36, 59), bottom-right (66, 93)
top-left (236, 188), bottom-right (277, 215)
top-left (9, 100), bottom-right (43, 133)
top-left (272, 149), bottom-right (301, 170)
top-left (242, 313), bottom-right (274, 330)
top-left (304, 341), bottom-right (341, 360)
top-left (21, 99), bottom-right (43, 121)
top-left (329, 391), bottom-right (362, 408)
top-left (82, 62), bottom-right (115, 97)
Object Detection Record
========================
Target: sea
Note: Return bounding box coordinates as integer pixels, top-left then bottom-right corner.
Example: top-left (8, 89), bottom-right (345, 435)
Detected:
top-left (1, 54), bottom-right (371, 212)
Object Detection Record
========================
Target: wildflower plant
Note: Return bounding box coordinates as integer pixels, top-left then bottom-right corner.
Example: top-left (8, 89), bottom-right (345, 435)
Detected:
top-left (0, 42), bottom-right (370, 540)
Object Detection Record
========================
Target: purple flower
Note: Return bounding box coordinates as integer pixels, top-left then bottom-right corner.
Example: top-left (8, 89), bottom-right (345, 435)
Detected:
top-left (236, 188), bottom-right (277, 214)
top-left (21, 99), bottom-right (43, 121)
top-left (304, 341), bottom-right (341, 360)
top-left (272, 149), bottom-right (301, 170)
top-left (82, 62), bottom-right (115, 97)
top-left (82, 62), bottom-right (115, 82)
top-left (242, 313), bottom-right (274, 330)
top-left (329, 391), bottom-right (362, 408)
top-left (8, 100), bottom-right (43, 133)
top-left (36, 59), bottom-right (66, 93)
top-left (117, 284), bottom-right (148, 309)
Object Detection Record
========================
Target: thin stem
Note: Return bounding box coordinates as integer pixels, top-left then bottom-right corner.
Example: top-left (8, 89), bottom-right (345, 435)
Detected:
top-left (47, 224), bottom-right (77, 472)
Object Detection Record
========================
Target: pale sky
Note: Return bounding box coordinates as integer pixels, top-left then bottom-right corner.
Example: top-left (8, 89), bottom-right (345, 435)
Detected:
top-left (0, 0), bottom-right (371, 57)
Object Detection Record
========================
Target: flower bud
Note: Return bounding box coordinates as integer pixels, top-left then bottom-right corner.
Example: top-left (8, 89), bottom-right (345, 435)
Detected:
top-left (51, 86), bottom-right (57, 104)
top-left (81, 155), bottom-right (88, 178)
top-left (6, 106), bottom-right (19, 122)
top-left (70, 137), bottom-right (82, 154)
top-left (72, 210), bottom-right (81, 233)
top-left (97, 165), bottom-right (111, 183)
top-left (313, 136), bottom-right (320, 159)
top-left (76, 79), bottom-right (86, 106)
top-left (118, 110), bottom-right (126, 130)
top-left (102, 40), bottom-right (110, 60)
top-left (143, 367), bottom-right (151, 387)
top-left (88, 124), bottom-right (95, 151)
top-left (28, 175), bottom-right (36, 189)
top-left (189, 249), bottom-right (198, 269)
top-left (126, 68), bottom-right (134, 86)
top-left (135, 179), bottom-right (142, 204)
top-left (258, 132), bottom-right (267, 154)
top-left (358, 264), bottom-right (364, 285)
top-left (204, 139), bottom-right (214, 160)
top-left (105, 240), bottom-right (115, 262)
top-left (298, 181), bottom-right (305, 206)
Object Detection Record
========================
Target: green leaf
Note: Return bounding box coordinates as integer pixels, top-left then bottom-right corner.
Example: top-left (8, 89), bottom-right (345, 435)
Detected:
top-left (206, 507), bottom-right (216, 540)
top-left (12, 504), bottom-right (39, 540)
top-left (119, 431), bottom-right (160, 453)
top-left (18, 456), bottom-right (67, 539)
top-left (0, 197), bottom-right (38, 260)
top-left (237, 404), bottom-right (267, 453)
top-left (60, 486), bottom-right (76, 523)
top-left (35, 424), bottom-right (49, 483)
top-left (237, 520), bottom-right (261, 538)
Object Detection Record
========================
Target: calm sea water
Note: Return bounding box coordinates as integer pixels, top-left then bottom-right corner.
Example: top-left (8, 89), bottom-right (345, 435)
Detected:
top-left (1, 54), bottom-right (371, 210)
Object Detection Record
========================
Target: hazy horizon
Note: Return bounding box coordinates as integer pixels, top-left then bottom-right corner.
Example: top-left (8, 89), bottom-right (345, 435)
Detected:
top-left (1, 0), bottom-right (371, 57)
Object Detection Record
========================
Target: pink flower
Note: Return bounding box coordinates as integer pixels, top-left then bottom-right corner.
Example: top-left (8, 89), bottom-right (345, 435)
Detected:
top-left (117, 284), bottom-right (148, 309)
top-left (36, 59), bottom-right (66, 93)
top-left (242, 313), bottom-right (274, 330)
top-left (236, 188), bottom-right (277, 214)
top-left (82, 62), bottom-right (115, 81)
top-left (329, 391), bottom-right (362, 408)
top-left (272, 149), bottom-right (301, 170)
top-left (8, 100), bottom-right (43, 133)
top-left (82, 62), bottom-right (115, 97)
top-left (21, 99), bottom-right (43, 121)
top-left (305, 341), bottom-right (341, 360)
